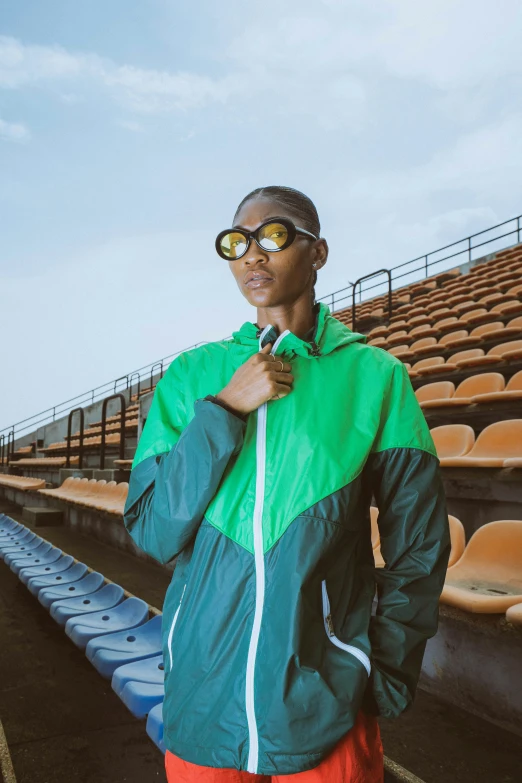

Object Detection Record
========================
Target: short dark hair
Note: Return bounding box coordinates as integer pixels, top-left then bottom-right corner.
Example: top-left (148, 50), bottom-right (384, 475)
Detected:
top-left (234, 185), bottom-right (321, 304)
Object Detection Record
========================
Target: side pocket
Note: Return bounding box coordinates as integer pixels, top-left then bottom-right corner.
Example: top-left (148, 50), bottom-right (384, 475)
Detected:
top-left (321, 579), bottom-right (371, 677)
top-left (167, 582), bottom-right (187, 671)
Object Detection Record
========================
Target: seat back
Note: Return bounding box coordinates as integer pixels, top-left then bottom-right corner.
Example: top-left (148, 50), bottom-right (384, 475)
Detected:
top-left (447, 520), bottom-right (522, 575)
top-left (467, 420), bottom-right (522, 459)
top-left (430, 424), bottom-right (475, 458)
top-left (411, 337), bottom-right (437, 351)
top-left (415, 382), bottom-right (455, 404)
top-left (389, 345), bottom-right (409, 357)
top-left (448, 515), bottom-right (466, 567)
top-left (506, 371), bottom-right (522, 392)
top-left (412, 356), bottom-right (445, 372)
top-left (507, 316), bottom-right (522, 329)
top-left (488, 340), bottom-right (522, 357)
top-left (449, 349), bottom-right (484, 363)
top-left (439, 330), bottom-right (468, 346)
top-left (454, 373), bottom-right (505, 398)
top-left (470, 322), bottom-right (504, 338)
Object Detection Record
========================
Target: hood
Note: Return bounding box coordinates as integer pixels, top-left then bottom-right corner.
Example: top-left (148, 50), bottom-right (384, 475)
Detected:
top-left (230, 301), bottom-right (367, 359)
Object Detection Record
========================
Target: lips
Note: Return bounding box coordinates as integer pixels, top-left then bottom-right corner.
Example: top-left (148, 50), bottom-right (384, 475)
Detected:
top-left (244, 272), bottom-right (274, 284)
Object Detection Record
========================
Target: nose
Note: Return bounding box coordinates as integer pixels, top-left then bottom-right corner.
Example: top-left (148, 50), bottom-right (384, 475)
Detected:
top-left (242, 234), bottom-right (269, 265)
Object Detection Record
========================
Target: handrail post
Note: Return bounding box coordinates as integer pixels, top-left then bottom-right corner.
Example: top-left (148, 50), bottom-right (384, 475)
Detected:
top-left (7, 430), bottom-right (14, 466)
top-left (0, 434), bottom-right (4, 466)
top-left (113, 375), bottom-right (129, 394)
top-left (129, 372), bottom-right (141, 402)
top-left (66, 408), bottom-right (85, 469)
top-left (150, 362), bottom-right (163, 393)
top-left (351, 269), bottom-right (392, 332)
top-left (100, 394), bottom-right (126, 470)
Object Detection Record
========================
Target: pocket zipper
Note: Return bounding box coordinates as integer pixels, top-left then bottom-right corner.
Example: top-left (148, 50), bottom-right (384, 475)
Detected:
top-left (167, 582), bottom-right (187, 671)
top-left (321, 579), bottom-right (371, 676)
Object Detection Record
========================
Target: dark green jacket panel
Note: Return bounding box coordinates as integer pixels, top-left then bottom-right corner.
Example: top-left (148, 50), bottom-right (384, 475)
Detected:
top-left (123, 398), bottom-right (247, 565)
top-left (256, 486), bottom-right (377, 773)
top-left (362, 447), bottom-right (451, 719)
top-left (162, 519), bottom-right (254, 770)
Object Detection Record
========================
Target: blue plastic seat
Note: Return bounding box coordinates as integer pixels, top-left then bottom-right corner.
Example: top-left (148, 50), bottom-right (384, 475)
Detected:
top-left (65, 597), bottom-right (149, 650)
top-left (39, 571), bottom-right (106, 609)
top-left (19, 554), bottom-right (73, 584)
top-left (111, 653), bottom-right (165, 695)
top-left (146, 702), bottom-right (166, 754)
top-left (50, 583), bottom-right (124, 625)
top-left (118, 680), bottom-right (165, 719)
top-left (0, 527), bottom-right (24, 543)
top-left (0, 520), bottom-right (21, 535)
top-left (5, 541), bottom-right (51, 568)
top-left (27, 562), bottom-right (88, 596)
top-left (0, 532), bottom-right (39, 556)
top-left (87, 615), bottom-right (163, 678)
top-left (12, 547), bottom-right (62, 575)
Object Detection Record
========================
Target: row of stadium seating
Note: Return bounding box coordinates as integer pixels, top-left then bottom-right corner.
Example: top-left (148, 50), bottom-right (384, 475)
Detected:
top-left (430, 420), bottom-right (522, 466)
top-left (0, 512), bottom-right (166, 753)
top-left (415, 371), bottom-right (522, 407)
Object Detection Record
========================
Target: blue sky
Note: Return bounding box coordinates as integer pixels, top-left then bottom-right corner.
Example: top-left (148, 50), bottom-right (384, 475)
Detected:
top-left (1, 0), bottom-right (522, 430)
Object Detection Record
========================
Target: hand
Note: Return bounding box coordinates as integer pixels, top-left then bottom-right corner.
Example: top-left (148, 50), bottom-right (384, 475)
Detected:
top-left (215, 342), bottom-right (294, 415)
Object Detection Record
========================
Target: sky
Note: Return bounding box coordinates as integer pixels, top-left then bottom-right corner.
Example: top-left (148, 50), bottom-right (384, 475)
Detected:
top-left (1, 0), bottom-right (522, 433)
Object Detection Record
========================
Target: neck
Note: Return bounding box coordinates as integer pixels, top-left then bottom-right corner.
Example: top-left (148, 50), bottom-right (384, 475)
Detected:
top-left (255, 299), bottom-right (318, 341)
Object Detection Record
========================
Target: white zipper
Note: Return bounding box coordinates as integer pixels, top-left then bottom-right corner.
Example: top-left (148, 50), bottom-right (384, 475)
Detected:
top-left (167, 582), bottom-right (187, 671)
top-left (321, 580), bottom-right (371, 677)
top-left (245, 326), bottom-right (290, 774)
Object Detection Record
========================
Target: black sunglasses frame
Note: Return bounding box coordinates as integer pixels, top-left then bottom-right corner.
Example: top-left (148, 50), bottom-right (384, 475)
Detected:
top-left (215, 216), bottom-right (318, 260)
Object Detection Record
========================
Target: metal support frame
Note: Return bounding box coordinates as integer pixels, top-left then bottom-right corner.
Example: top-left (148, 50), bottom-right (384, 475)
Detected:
top-left (100, 394), bottom-right (126, 470)
top-left (66, 408), bottom-right (85, 469)
top-left (352, 269), bottom-right (392, 332)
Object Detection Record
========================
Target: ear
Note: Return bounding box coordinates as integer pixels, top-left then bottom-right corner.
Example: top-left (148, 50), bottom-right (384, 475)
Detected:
top-left (313, 238), bottom-right (328, 270)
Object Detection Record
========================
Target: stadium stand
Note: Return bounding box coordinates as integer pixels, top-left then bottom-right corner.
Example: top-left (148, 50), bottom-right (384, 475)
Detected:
top-left (1, 226), bottom-right (522, 779)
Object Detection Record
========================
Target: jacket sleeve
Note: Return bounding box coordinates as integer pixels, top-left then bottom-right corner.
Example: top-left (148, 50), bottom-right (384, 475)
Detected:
top-left (362, 359), bottom-right (451, 719)
top-left (123, 357), bottom-right (248, 565)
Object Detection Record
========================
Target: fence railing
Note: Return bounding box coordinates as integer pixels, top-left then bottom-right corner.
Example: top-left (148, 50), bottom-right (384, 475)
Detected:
top-left (2, 213), bottom-right (520, 444)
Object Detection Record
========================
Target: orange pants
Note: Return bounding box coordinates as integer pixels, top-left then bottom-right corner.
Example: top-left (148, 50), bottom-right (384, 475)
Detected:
top-left (165, 709), bottom-right (383, 782)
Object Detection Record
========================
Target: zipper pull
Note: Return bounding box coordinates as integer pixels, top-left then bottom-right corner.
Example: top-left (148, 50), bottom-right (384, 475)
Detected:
top-left (325, 613), bottom-right (335, 637)
top-left (309, 341), bottom-right (321, 357)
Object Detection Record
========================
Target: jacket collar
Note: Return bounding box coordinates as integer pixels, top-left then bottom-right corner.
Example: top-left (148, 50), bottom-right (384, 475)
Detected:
top-left (231, 301), bottom-right (367, 359)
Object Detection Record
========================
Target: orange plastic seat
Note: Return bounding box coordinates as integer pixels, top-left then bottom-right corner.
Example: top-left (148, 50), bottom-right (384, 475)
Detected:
top-left (471, 370), bottom-right (522, 404)
top-left (387, 330), bottom-right (410, 346)
top-left (506, 602), bottom-right (522, 625)
top-left (0, 475), bottom-right (46, 490)
top-left (409, 337), bottom-right (438, 356)
top-left (388, 344), bottom-right (413, 359)
top-left (492, 299), bottom-right (522, 317)
top-left (415, 381), bottom-right (455, 408)
top-left (434, 316), bottom-right (460, 333)
top-left (455, 339), bottom-right (522, 368)
top-left (412, 356), bottom-right (446, 375)
top-left (439, 419), bottom-right (522, 467)
top-left (440, 520), bottom-right (522, 613)
top-left (368, 337), bottom-right (387, 347)
top-left (430, 424), bottom-right (475, 459)
top-left (461, 308), bottom-right (499, 326)
top-left (448, 515), bottom-right (466, 567)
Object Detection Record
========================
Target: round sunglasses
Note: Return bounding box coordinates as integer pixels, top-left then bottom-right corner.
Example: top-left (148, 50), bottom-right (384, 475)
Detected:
top-left (215, 216), bottom-right (318, 260)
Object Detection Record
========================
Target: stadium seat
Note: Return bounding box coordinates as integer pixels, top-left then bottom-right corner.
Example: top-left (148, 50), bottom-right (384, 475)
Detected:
top-left (146, 702), bottom-right (166, 754)
top-left (470, 370), bottom-right (522, 403)
top-left (117, 680), bottom-right (165, 719)
top-left (415, 381), bottom-right (456, 408)
top-left (0, 529), bottom-right (38, 550)
top-left (506, 603), bottom-right (522, 626)
top-left (430, 424), bottom-right (475, 459)
top-left (0, 475), bottom-right (46, 490)
top-left (27, 562), bottom-right (89, 596)
top-left (37, 571), bottom-right (105, 607)
top-left (5, 541), bottom-right (53, 569)
top-left (18, 553), bottom-right (71, 584)
top-left (439, 420), bottom-right (522, 467)
top-left (448, 515), bottom-right (466, 567)
top-left (65, 596), bottom-right (149, 649)
top-left (440, 520), bottom-right (522, 613)
top-left (50, 583), bottom-right (125, 626)
top-left (86, 615), bottom-right (163, 679)
top-left (454, 340), bottom-right (522, 368)
top-left (13, 546), bottom-right (63, 575)
top-left (410, 356), bottom-right (446, 376)
top-left (417, 373), bottom-right (505, 408)
top-left (111, 653), bottom-right (165, 697)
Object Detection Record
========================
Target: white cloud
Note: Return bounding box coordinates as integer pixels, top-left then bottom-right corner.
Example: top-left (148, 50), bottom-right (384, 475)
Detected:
top-left (0, 117), bottom-right (30, 142)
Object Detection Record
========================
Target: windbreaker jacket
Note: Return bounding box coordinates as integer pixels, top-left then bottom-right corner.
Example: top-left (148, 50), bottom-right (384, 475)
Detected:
top-left (123, 301), bottom-right (451, 776)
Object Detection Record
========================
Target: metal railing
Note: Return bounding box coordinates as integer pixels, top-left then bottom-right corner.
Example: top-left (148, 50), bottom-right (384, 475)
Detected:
top-left (2, 213), bottom-right (520, 444)
top-left (100, 394), bottom-right (126, 470)
top-left (66, 408), bottom-right (85, 469)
